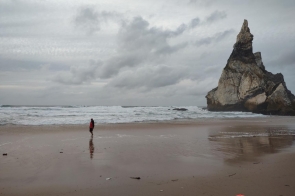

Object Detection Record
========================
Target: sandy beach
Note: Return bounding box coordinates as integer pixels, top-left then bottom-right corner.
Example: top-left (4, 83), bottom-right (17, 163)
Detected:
top-left (1, 117), bottom-right (295, 196)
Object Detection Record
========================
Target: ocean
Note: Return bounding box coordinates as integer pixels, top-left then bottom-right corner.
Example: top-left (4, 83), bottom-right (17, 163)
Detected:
top-left (0, 105), bottom-right (264, 125)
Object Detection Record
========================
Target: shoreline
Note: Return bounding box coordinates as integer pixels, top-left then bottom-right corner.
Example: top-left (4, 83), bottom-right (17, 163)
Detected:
top-left (1, 117), bottom-right (295, 195)
top-left (1, 114), bottom-right (294, 126)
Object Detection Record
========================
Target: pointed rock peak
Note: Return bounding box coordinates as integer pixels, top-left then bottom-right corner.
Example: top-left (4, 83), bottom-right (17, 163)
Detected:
top-left (206, 20), bottom-right (295, 115)
top-left (234, 19), bottom-right (253, 51)
top-left (240, 19), bottom-right (249, 33)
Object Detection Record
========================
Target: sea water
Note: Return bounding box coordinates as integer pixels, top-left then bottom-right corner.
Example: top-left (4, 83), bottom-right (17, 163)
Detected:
top-left (0, 105), bottom-right (264, 125)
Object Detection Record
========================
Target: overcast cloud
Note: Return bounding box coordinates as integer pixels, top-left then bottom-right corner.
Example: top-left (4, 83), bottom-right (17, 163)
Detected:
top-left (0, 0), bottom-right (295, 106)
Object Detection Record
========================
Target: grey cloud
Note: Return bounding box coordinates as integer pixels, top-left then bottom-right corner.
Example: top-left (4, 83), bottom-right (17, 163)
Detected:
top-left (52, 14), bottom-right (231, 88)
top-left (0, 57), bottom-right (68, 72)
top-left (0, 1), bottom-right (61, 37)
top-left (194, 29), bottom-right (234, 46)
top-left (156, 42), bottom-right (188, 55)
top-left (53, 61), bottom-right (102, 85)
top-left (268, 52), bottom-right (295, 68)
top-left (107, 62), bottom-right (219, 92)
top-left (99, 54), bottom-right (144, 79)
top-left (1, 0), bottom-right (294, 107)
top-left (189, 0), bottom-right (214, 7)
top-left (75, 7), bottom-right (122, 34)
top-left (75, 7), bottom-right (101, 33)
top-left (118, 17), bottom-right (187, 49)
top-left (174, 78), bottom-right (217, 97)
top-left (0, 21), bottom-right (36, 29)
top-left (0, 0), bottom-right (46, 15)
top-left (190, 17), bottom-right (201, 28)
top-left (188, 11), bottom-right (226, 30)
top-left (171, 23), bottom-right (187, 36)
top-left (0, 57), bottom-right (41, 71)
top-left (55, 16), bottom-right (191, 83)
top-left (75, 7), bottom-right (99, 26)
top-left (97, 14), bottom-right (230, 87)
top-left (203, 65), bottom-right (222, 74)
top-left (205, 10), bottom-right (227, 24)
top-left (76, 9), bottom-right (229, 80)
top-left (107, 74), bottom-right (217, 102)
top-left (99, 17), bottom-right (189, 79)
top-left (107, 65), bottom-right (186, 90)
top-left (214, 29), bottom-right (234, 42)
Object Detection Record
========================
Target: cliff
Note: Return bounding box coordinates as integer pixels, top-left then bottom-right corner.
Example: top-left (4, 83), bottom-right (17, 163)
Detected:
top-left (206, 20), bottom-right (295, 115)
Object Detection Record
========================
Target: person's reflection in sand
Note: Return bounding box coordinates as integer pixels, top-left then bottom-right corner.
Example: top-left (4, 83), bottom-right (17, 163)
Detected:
top-left (89, 135), bottom-right (95, 159)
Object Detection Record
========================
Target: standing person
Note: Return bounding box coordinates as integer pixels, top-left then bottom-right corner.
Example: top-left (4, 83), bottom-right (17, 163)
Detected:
top-left (89, 118), bottom-right (94, 136)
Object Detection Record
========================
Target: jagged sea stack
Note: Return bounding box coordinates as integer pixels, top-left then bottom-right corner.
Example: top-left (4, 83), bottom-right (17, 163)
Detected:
top-left (206, 20), bottom-right (295, 115)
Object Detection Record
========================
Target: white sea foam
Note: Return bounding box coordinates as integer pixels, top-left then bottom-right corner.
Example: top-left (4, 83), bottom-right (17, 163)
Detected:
top-left (0, 105), bottom-right (264, 125)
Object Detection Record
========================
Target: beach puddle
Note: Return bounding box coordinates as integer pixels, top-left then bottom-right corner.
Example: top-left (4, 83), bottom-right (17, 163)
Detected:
top-left (208, 125), bottom-right (295, 164)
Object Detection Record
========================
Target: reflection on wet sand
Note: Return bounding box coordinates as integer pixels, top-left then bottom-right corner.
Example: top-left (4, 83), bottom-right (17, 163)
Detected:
top-left (208, 126), bottom-right (295, 164)
top-left (89, 136), bottom-right (94, 159)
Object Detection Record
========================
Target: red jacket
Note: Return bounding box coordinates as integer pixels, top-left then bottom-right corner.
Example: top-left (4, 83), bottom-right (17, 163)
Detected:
top-left (89, 121), bottom-right (94, 128)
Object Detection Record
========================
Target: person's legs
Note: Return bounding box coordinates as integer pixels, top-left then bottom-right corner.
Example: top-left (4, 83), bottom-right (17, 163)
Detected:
top-left (89, 128), bottom-right (93, 135)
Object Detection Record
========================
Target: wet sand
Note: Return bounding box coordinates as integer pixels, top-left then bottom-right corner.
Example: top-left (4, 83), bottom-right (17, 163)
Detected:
top-left (1, 117), bottom-right (295, 195)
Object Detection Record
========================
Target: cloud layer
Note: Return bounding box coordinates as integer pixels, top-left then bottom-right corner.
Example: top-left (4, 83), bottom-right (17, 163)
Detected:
top-left (0, 0), bottom-right (294, 106)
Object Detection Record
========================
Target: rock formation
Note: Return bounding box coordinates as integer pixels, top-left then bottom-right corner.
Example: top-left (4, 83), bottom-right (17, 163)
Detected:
top-left (206, 20), bottom-right (295, 115)
top-left (172, 108), bottom-right (188, 111)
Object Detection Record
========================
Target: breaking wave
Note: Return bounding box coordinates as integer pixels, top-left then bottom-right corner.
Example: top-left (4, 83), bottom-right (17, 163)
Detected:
top-left (0, 105), bottom-right (264, 125)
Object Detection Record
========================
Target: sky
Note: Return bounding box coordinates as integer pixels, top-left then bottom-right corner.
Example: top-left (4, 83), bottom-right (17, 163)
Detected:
top-left (0, 0), bottom-right (295, 106)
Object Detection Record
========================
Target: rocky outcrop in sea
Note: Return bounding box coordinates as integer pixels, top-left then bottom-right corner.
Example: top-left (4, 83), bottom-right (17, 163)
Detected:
top-left (206, 20), bottom-right (295, 115)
